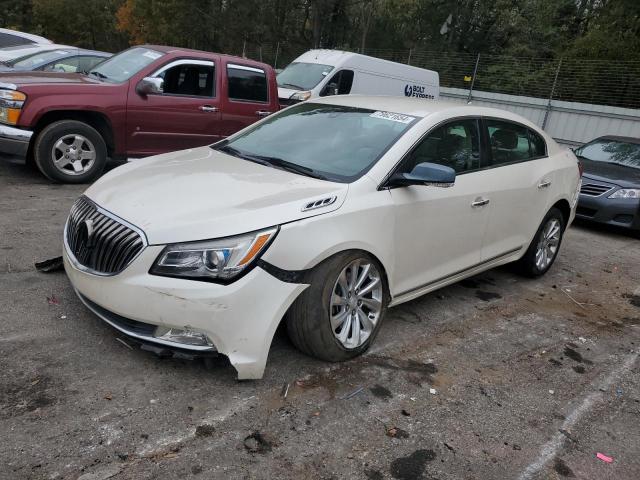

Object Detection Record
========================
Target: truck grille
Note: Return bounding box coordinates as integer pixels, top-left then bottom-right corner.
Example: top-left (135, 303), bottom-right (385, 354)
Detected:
top-left (580, 183), bottom-right (613, 197)
top-left (66, 196), bottom-right (146, 275)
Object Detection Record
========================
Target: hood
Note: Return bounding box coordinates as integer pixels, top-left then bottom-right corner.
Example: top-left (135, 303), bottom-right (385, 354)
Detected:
top-left (0, 71), bottom-right (101, 87)
top-left (84, 146), bottom-right (348, 245)
top-left (278, 86), bottom-right (299, 100)
top-left (581, 159), bottom-right (640, 188)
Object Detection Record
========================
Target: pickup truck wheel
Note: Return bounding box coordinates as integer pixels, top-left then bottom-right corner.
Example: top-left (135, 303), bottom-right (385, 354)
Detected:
top-left (286, 251), bottom-right (388, 362)
top-left (34, 120), bottom-right (107, 183)
top-left (516, 207), bottom-right (565, 277)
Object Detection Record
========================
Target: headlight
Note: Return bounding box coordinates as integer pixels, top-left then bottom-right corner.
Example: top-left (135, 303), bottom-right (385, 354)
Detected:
top-left (609, 188), bottom-right (640, 199)
top-left (0, 89), bottom-right (26, 125)
top-left (290, 90), bottom-right (311, 101)
top-left (150, 227), bottom-right (278, 283)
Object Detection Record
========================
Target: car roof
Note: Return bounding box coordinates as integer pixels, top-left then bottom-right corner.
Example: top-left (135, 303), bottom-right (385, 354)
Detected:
top-left (589, 135), bottom-right (640, 145)
top-left (140, 44), bottom-right (270, 68)
top-left (309, 95), bottom-right (542, 129)
top-left (0, 28), bottom-right (52, 45)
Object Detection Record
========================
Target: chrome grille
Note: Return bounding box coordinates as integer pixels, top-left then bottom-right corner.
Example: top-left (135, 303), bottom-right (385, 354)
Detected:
top-left (580, 183), bottom-right (613, 197)
top-left (66, 196), bottom-right (145, 275)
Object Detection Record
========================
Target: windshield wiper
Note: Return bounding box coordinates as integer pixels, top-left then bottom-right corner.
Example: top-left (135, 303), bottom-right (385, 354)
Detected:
top-left (279, 82), bottom-right (304, 90)
top-left (254, 155), bottom-right (329, 180)
top-left (88, 70), bottom-right (108, 80)
top-left (216, 145), bottom-right (328, 180)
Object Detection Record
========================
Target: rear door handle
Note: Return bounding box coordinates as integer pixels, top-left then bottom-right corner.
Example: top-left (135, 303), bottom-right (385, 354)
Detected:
top-left (538, 180), bottom-right (551, 189)
top-left (471, 197), bottom-right (490, 208)
top-left (256, 110), bottom-right (272, 117)
top-left (199, 105), bottom-right (218, 112)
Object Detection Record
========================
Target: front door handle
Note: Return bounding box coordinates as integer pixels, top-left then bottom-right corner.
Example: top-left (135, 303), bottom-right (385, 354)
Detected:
top-left (256, 110), bottom-right (272, 117)
top-left (199, 105), bottom-right (218, 112)
top-left (538, 180), bottom-right (552, 189)
top-left (471, 197), bottom-right (490, 208)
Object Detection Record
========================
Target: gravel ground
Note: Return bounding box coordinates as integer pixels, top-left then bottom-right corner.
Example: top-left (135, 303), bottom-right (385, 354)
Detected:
top-left (1, 160), bottom-right (639, 480)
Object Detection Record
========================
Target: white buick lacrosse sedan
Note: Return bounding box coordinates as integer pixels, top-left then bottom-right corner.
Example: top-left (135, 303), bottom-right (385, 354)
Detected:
top-left (63, 96), bottom-right (581, 379)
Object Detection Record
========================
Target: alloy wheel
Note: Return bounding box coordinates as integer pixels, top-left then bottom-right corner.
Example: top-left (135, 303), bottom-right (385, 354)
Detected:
top-left (51, 134), bottom-right (97, 176)
top-left (329, 259), bottom-right (383, 349)
top-left (535, 218), bottom-right (561, 270)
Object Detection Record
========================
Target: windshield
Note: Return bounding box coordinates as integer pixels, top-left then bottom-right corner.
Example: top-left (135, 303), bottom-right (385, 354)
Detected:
top-left (575, 139), bottom-right (640, 170)
top-left (89, 47), bottom-right (164, 83)
top-left (277, 62), bottom-right (334, 91)
top-left (213, 102), bottom-right (419, 182)
top-left (10, 49), bottom-right (69, 68)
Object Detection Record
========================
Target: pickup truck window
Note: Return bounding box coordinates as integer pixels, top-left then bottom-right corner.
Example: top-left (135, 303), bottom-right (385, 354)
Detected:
top-left (160, 63), bottom-right (215, 97)
top-left (227, 64), bottom-right (268, 103)
top-left (90, 47), bottom-right (164, 83)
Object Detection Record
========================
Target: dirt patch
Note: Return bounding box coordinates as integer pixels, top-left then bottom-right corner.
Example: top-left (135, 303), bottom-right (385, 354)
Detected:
top-left (475, 290), bottom-right (502, 301)
top-left (564, 346), bottom-right (593, 365)
top-left (370, 384), bottom-right (393, 400)
top-left (390, 449), bottom-right (436, 480)
top-left (0, 374), bottom-right (56, 419)
top-left (243, 431), bottom-right (274, 454)
top-left (623, 294), bottom-right (640, 308)
top-left (554, 458), bottom-right (575, 477)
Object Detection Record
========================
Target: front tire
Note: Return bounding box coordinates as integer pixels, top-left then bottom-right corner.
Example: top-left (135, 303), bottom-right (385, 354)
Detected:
top-left (286, 251), bottom-right (388, 362)
top-left (516, 207), bottom-right (565, 277)
top-left (34, 120), bottom-right (107, 183)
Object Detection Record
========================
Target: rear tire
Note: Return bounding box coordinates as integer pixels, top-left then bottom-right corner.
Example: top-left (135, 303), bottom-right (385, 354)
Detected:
top-left (286, 251), bottom-right (388, 362)
top-left (34, 120), bottom-right (107, 183)
top-left (515, 207), bottom-right (565, 277)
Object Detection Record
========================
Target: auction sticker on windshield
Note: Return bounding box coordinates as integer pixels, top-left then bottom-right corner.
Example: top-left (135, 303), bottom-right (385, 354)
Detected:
top-left (370, 111), bottom-right (416, 124)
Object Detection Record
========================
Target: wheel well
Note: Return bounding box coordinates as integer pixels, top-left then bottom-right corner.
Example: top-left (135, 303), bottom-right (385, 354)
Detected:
top-left (315, 248), bottom-right (393, 303)
top-left (552, 199), bottom-right (571, 226)
top-left (32, 111), bottom-right (115, 157)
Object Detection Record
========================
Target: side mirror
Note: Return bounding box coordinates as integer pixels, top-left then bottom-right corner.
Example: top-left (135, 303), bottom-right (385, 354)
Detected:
top-left (136, 77), bottom-right (164, 96)
top-left (387, 162), bottom-right (455, 188)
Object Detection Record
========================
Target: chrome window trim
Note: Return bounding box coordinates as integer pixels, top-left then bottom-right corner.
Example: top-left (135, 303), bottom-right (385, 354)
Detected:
top-left (64, 196), bottom-right (148, 277)
top-left (151, 58), bottom-right (215, 77)
top-left (227, 63), bottom-right (264, 74)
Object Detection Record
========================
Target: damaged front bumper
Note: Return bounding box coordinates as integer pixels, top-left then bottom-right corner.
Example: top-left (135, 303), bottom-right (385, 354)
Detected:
top-left (63, 245), bottom-right (308, 379)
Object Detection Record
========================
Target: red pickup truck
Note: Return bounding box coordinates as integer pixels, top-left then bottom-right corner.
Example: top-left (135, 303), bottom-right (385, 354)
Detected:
top-left (0, 45), bottom-right (280, 182)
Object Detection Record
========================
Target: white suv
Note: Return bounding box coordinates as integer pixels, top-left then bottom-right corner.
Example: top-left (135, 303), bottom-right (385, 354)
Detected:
top-left (63, 96), bottom-right (581, 379)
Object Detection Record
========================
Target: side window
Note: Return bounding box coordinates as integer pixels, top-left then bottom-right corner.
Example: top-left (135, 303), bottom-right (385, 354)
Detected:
top-left (322, 70), bottom-right (354, 96)
top-left (42, 56), bottom-right (102, 73)
top-left (486, 119), bottom-right (531, 165)
top-left (43, 57), bottom-right (81, 73)
top-left (0, 33), bottom-right (32, 47)
top-left (528, 129), bottom-right (547, 157)
top-left (227, 64), bottom-right (268, 102)
top-left (400, 119), bottom-right (481, 174)
top-left (159, 63), bottom-right (215, 97)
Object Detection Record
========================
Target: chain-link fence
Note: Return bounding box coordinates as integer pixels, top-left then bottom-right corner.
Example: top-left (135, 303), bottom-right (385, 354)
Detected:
top-left (240, 43), bottom-right (640, 110)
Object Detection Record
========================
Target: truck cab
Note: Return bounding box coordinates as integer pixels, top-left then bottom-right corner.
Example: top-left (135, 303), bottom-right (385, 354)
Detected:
top-left (0, 45), bottom-right (279, 183)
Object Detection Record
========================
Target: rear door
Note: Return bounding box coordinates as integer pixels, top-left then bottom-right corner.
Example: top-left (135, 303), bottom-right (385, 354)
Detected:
top-left (126, 58), bottom-right (223, 156)
top-left (479, 118), bottom-right (554, 261)
top-left (219, 61), bottom-right (274, 136)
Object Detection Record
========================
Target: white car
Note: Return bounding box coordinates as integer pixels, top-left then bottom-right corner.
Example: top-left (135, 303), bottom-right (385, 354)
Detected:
top-left (0, 28), bottom-right (52, 48)
top-left (0, 43), bottom-right (70, 63)
top-left (63, 96), bottom-right (581, 379)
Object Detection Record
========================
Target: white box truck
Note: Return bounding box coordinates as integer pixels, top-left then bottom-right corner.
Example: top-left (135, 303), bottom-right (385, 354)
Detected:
top-left (277, 49), bottom-right (439, 106)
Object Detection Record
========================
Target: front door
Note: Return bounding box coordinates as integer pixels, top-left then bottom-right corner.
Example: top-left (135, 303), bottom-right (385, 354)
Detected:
top-left (126, 59), bottom-right (222, 156)
top-left (389, 118), bottom-right (492, 297)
